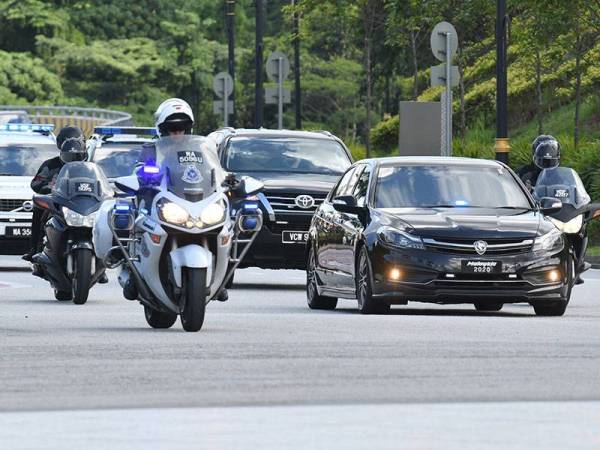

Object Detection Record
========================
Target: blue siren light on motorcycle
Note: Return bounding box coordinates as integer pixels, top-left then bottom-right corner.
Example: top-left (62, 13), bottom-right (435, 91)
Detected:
top-left (243, 202), bottom-right (259, 211)
top-left (142, 164), bottom-right (160, 175)
top-left (242, 216), bottom-right (259, 231)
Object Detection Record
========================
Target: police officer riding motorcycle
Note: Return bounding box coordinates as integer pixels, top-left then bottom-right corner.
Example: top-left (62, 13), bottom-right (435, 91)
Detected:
top-left (523, 135), bottom-right (600, 285)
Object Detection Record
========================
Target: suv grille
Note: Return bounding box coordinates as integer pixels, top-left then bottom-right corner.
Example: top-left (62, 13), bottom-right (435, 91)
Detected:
top-left (423, 237), bottom-right (534, 255)
top-left (265, 193), bottom-right (327, 214)
top-left (0, 199), bottom-right (29, 212)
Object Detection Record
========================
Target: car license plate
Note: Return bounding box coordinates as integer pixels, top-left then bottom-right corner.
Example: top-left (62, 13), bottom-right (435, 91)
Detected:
top-left (282, 231), bottom-right (308, 244)
top-left (6, 226), bottom-right (32, 237)
top-left (461, 260), bottom-right (502, 274)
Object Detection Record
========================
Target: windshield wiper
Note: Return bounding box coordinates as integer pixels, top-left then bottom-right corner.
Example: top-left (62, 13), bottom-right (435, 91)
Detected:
top-left (496, 206), bottom-right (532, 210)
top-left (0, 173), bottom-right (17, 176)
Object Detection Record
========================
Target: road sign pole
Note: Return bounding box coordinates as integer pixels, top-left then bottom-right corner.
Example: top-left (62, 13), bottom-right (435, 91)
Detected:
top-left (292, 0), bottom-right (301, 129)
top-left (445, 32), bottom-right (453, 156)
top-left (223, 78), bottom-right (228, 127)
top-left (255, 0), bottom-right (265, 128)
top-left (278, 57), bottom-right (284, 129)
top-left (226, 0), bottom-right (236, 127)
top-left (495, 0), bottom-right (510, 164)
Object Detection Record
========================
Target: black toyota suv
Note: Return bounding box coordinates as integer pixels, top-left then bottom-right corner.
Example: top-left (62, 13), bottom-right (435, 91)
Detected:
top-left (210, 128), bottom-right (353, 269)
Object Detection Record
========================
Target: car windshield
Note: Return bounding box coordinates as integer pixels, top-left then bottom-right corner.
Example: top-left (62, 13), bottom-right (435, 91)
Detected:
top-left (93, 144), bottom-right (142, 178)
top-left (375, 164), bottom-right (532, 209)
top-left (224, 137), bottom-right (351, 175)
top-left (0, 143), bottom-right (57, 176)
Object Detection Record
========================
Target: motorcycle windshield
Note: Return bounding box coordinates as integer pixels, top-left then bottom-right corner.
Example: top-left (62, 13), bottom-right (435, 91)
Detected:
top-left (534, 167), bottom-right (590, 208)
top-left (53, 162), bottom-right (114, 213)
top-left (154, 135), bottom-right (224, 200)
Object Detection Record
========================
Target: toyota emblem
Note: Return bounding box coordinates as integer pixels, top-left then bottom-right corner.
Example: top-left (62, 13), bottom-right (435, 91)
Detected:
top-left (474, 240), bottom-right (488, 255)
top-left (295, 195), bottom-right (315, 209)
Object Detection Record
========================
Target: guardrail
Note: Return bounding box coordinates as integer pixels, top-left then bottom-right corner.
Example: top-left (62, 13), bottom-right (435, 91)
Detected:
top-left (0, 105), bottom-right (133, 136)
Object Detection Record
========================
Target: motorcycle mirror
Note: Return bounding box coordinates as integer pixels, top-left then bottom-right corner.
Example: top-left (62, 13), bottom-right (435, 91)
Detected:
top-left (114, 175), bottom-right (140, 194)
top-left (539, 197), bottom-right (563, 214)
top-left (241, 176), bottom-right (264, 196)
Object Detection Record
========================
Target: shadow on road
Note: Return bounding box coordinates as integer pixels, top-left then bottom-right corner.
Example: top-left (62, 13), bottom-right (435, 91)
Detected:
top-left (334, 307), bottom-right (534, 318)
top-left (232, 283), bottom-right (305, 291)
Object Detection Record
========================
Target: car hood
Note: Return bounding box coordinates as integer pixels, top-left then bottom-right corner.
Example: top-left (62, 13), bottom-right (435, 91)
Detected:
top-left (378, 207), bottom-right (547, 239)
top-left (0, 176), bottom-right (34, 199)
top-left (236, 171), bottom-right (340, 195)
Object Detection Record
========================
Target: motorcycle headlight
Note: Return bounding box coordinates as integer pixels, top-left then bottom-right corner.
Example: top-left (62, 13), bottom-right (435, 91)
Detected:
top-left (200, 202), bottom-right (225, 226)
top-left (62, 207), bottom-right (97, 227)
top-left (549, 215), bottom-right (583, 234)
top-left (158, 200), bottom-right (189, 226)
top-left (533, 228), bottom-right (564, 253)
top-left (377, 226), bottom-right (425, 250)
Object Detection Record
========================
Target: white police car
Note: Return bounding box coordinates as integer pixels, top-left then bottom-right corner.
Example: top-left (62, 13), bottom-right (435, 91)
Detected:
top-left (0, 124), bottom-right (56, 254)
top-left (88, 127), bottom-right (156, 180)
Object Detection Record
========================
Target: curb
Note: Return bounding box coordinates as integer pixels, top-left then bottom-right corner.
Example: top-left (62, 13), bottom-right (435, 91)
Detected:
top-left (586, 256), bottom-right (600, 270)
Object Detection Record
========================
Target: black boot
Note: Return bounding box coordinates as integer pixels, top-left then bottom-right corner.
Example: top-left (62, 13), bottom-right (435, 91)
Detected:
top-left (21, 250), bottom-right (35, 262)
top-left (215, 289), bottom-right (229, 302)
top-left (98, 273), bottom-right (109, 284)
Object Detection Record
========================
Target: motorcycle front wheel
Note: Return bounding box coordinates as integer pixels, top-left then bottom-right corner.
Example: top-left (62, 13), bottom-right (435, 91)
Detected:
top-left (180, 268), bottom-right (207, 332)
top-left (72, 248), bottom-right (92, 305)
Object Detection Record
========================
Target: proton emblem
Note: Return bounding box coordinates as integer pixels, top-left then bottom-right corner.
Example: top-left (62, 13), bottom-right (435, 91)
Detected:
top-left (182, 164), bottom-right (202, 184)
top-left (474, 240), bottom-right (488, 255)
top-left (295, 195), bottom-right (315, 209)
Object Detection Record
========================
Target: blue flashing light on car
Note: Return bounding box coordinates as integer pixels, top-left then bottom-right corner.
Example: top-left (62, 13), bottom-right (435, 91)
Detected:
top-left (94, 127), bottom-right (158, 137)
top-left (0, 123), bottom-right (55, 133)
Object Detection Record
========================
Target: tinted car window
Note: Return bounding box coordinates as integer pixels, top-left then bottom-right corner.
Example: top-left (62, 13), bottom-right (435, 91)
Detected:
top-left (0, 144), bottom-right (57, 176)
top-left (353, 165), bottom-right (371, 207)
top-left (93, 144), bottom-right (142, 178)
top-left (224, 137), bottom-right (350, 175)
top-left (375, 164), bottom-right (532, 209)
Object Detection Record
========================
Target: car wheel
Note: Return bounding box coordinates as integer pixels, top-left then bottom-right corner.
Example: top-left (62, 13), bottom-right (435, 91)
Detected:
top-left (356, 247), bottom-right (390, 315)
top-left (474, 302), bottom-right (503, 312)
top-left (306, 247), bottom-right (337, 310)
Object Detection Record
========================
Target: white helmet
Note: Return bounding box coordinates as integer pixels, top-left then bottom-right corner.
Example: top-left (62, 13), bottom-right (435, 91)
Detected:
top-left (154, 98), bottom-right (195, 136)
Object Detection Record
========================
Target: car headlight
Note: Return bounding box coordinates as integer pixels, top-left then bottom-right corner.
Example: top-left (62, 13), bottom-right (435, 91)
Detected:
top-left (201, 202), bottom-right (225, 226)
top-left (62, 207), bottom-right (97, 227)
top-left (377, 226), bottom-right (424, 250)
top-left (549, 215), bottom-right (583, 234)
top-left (158, 200), bottom-right (189, 226)
top-left (533, 228), bottom-right (564, 253)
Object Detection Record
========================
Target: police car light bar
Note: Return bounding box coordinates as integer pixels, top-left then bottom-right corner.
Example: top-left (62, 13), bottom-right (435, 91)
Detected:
top-left (0, 123), bottom-right (55, 133)
top-left (94, 126), bottom-right (158, 137)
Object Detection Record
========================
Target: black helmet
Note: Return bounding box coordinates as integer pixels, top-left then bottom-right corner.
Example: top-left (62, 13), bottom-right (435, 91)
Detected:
top-left (57, 126), bottom-right (87, 163)
top-left (531, 135), bottom-right (556, 156)
top-left (533, 137), bottom-right (560, 170)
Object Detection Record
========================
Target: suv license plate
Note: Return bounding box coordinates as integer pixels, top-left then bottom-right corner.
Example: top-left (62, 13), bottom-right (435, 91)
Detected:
top-left (282, 231), bottom-right (308, 244)
top-left (461, 260), bottom-right (502, 274)
top-left (6, 226), bottom-right (32, 237)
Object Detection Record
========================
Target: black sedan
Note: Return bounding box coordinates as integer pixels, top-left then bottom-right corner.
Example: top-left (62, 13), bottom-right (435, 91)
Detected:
top-left (307, 157), bottom-right (574, 316)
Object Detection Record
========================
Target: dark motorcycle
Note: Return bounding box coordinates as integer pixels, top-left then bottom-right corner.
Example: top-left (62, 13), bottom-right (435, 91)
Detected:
top-left (534, 167), bottom-right (600, 281)
top-left (32, 162), bottom-right (113, 304)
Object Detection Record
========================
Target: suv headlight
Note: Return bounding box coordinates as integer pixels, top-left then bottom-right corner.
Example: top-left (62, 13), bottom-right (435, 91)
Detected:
top-left (533, 228), bottom-right (564, 253)
top-left (62, 207), bottom-right (97, 227)
top-left (157, 200), bottom-right (189, 226)
top-left (377, 226), bottom-right (425, 250)
top-left (549, 215), bottom-right (583, 234)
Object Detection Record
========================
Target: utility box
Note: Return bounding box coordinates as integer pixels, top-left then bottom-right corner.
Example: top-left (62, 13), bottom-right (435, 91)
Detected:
top-left (398, 101), bottom-right (442, 156)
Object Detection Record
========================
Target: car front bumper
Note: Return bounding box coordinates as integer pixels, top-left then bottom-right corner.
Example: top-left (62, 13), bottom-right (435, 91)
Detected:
top-left (369, 242), bottom-right (570, 305)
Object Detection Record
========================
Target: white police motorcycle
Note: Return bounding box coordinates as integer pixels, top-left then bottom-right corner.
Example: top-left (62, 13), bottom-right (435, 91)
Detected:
top-left (93, 135), bottom-right (263, 331)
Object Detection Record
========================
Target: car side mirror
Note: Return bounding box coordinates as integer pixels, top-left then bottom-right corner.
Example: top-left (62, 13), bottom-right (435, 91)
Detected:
top-left (539, 196), bottom-right (562, 214)
top-left (240, 176), bottom-right (264, 196)
top-left (332, 195), bottom-right (363, 214)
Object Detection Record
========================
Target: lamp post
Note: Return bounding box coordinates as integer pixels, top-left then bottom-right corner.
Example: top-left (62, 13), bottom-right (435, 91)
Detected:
top-left (226, 0), bottom-right (236, 127)
top-left (255, 0), bottom-right (266, 128)
top-left (495, 0), bottom-right (510, 163)
top-left (292, 0), bottom-right (301, 129)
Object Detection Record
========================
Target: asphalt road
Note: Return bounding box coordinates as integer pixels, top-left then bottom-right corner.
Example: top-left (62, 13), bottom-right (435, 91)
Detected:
top-left (1, 256), bottom-right (600, 448)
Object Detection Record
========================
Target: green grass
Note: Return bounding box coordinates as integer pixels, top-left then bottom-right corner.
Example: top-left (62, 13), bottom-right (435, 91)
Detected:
top-left (587, 246), bottom-right (600, 257)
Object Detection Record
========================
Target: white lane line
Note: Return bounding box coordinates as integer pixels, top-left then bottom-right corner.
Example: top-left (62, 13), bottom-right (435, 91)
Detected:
top-left (1, 401), bottom-right (599, 450)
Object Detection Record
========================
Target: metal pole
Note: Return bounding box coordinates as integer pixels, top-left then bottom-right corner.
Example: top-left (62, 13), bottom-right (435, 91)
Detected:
top-left (278, 57), bottom-right (284, 129)
top-left (292, 0), bottom-right (301, 129)
top-left (223, 78), bottom-right (228, 127)
top-left (255, 0), bottom-right (265, 128)
top-left (495, 0), bottom-right (510, 163)
top-left (445, 31), bottom-right (452, 156)
top-left (226, 0), bottom-right (236, 127)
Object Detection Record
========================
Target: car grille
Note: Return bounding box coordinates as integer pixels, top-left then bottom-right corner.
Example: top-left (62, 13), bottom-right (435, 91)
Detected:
top-left (267, 219), bottom-right (313, 234)
top-left (423, 237), bottom-right (534, 255)
top-left (265, 193), bottom-right (327, 214)
top-left (0, 199), bottom-right (30, 212)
